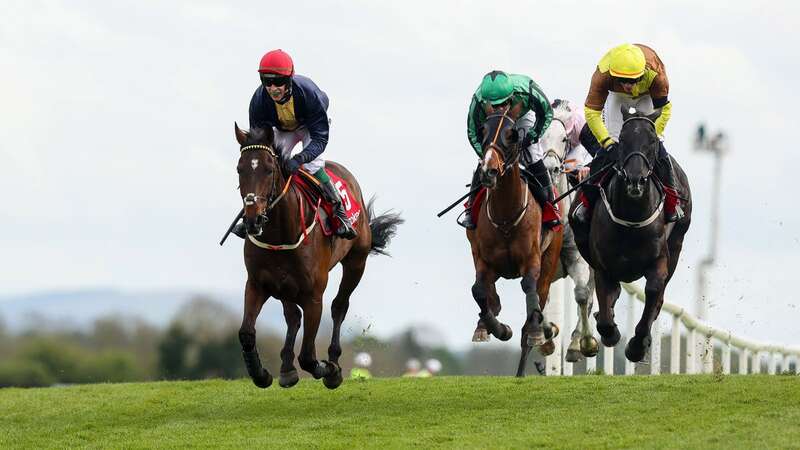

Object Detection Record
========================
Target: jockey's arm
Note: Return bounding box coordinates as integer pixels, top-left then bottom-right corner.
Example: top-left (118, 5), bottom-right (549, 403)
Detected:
top-left (526, 80), bottom-right (552, 144)
top-left (584, 69), bottom-right (614, 148)
top-left (248, 87), bottom-right (271, 131)
top-left (466, 94), bottom-right (484, 157)
top-left (295, 101), bottom-right (329, 164)
top-left (653, 97), bottom-right (672, 137)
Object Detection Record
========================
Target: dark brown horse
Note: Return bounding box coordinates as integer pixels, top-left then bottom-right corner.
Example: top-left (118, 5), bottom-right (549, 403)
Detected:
top-left (466, 106), bottom-right (564, 377)
top-left (570, 108), bottom-right (692, 362)
top-left (234, 124), bottom-right (402, 389)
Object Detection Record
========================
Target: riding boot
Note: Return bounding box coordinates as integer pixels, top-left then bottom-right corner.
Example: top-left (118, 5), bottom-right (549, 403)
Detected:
top-left (459, 166), bottom-right (482, 229)
top-left (572, 145), bottom-right (611, 225)
top-left (655, 142), bottom-right (685, 223)
top-left (320, 179), bottom-right (358, 240)
top-left (527, 160), bottom-right (562, 230)
top-left (232, 221), bottom-right (247, 239)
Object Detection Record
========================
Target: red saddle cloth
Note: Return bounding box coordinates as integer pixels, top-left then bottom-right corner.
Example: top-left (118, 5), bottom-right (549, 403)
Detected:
top-left (292, 169), bottom-right (362, 237)
top-left (465, 184), bottom-right (559, 229)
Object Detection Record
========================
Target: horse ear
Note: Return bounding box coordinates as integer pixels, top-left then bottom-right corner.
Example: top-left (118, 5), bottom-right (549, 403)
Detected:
top-left (235, 122), bottom-right (248, 146)
top-left (647, 110), bottom-right (662, 123)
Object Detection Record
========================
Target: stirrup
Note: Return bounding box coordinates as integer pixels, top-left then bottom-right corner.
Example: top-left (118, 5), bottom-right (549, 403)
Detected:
top-left (334, 209), bottom-right (357, 240)
top-left (457, 209), bottom-right (476, 229)
top-left (232, 222), bottom-right (247, 239)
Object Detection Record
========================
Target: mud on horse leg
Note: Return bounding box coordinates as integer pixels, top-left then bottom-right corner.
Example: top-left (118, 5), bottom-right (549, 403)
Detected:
top-left (239, 280), bottom-right (273, 388)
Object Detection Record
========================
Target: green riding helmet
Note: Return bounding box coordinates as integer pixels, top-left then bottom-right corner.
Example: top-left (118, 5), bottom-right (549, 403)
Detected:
top-left (480, 71), bottom-right (514, 105)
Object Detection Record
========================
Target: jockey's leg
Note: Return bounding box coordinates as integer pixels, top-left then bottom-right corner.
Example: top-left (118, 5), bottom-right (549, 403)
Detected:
top-left (460, 164), bottom-right (481, 229)
top-left (313, 165), bottom-right (358, 240)
top-left (516, 111), bottom-right (560, 229)
top-left (655, 141), bottom-right (685, 222)
top-left (572, 123), bottom-right (614, 225)
top-left (525, 159), bottom-right (562, 230)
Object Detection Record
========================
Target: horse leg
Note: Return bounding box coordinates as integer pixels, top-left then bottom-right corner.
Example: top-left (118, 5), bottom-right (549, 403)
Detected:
top-left (567, 261), bottom-right (598, 360)
top-left (278, 301), bottom-right (301, 388)
top-left (625, 258), bottom-right (668, 362)
top-left (297, 298), bottom-right (336, 381)
top-left (533, 238), bottom-right (562, 357)
top-left (323, 254), bottom-right (367, 389)
top-left (472, 266), bottom-right (512, 341)
top-left (594, 270), bottom-right (622, 347)
top-left (473, 284), bottom-right (502, 342)
top-left (238, 280), bottom-right (273, 388)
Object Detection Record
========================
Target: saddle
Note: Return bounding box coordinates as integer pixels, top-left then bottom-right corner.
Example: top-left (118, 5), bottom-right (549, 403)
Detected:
top-left (461, 170), bottom-right (558, 230)
top-left (292, 169), bottom-right (362, 237)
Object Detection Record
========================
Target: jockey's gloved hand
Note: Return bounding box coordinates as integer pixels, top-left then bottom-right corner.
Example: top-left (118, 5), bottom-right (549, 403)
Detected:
top-left (520, 131), bottom-right (534, 149)
top-left (284, 156), bottom-right (303, 174)
top-left (605, 142), bottom-right (619, 160)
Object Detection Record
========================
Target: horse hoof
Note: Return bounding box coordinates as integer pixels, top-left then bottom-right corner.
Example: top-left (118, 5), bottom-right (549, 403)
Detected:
top-left (538, 340), bottom-right (556, 356)
top-left (252, 370), bottom-right (273, 389)
top-left (472, 328), bottom-right (490, 342)
top-left (323, 364), bottom-right (343, 390)
top-left (279, 370), bottom-right (299, 388)
top-left (544, 323), bottom-right (560, 340)
top-left (625, 336), bottom-right (651, 363)
top-left (598, 324), bottom-right (621, 347)
top-left (497, 324), bottom-right (513, 341)
top-left (566, 348), bottom-right (583, 363)
top-left (580, 336), bottom-right (599, 357)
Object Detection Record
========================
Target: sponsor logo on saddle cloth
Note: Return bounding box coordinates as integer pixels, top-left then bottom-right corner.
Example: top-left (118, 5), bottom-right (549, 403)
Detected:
top-left (317, 170), bottom-right (361, 236)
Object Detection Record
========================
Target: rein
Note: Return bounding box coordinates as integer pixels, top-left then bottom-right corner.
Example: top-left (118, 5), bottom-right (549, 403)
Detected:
top-left (482, 112), bottom-right (529, 234)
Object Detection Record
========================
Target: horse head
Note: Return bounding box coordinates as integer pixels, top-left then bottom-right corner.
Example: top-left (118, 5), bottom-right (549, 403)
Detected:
top-left (479, 102), bottom-right (523, 188)
top-left (616, 107), bottom-right (661, 199)
top-left (234, 122), bottom-right (283, 236)
top-left (539, 106), bottom-right (570, 185)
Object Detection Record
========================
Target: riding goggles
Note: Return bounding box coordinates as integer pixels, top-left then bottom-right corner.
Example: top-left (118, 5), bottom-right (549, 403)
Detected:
top-left (260, 74), bottom-right (291, 87)
top-left (614, 76), bottom-right (643, 86)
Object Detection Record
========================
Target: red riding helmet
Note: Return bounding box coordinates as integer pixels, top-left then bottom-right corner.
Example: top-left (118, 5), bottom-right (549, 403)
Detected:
top-left (258, 49), bottom-right (294, 76)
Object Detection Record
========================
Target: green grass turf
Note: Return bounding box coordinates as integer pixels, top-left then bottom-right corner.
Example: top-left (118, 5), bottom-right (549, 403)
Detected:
top-left (1, 375), bottom-right (798, 449)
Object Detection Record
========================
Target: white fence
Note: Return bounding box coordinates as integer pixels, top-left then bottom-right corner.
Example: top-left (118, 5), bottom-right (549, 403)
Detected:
top-left (544, 279), bottom-right (800, 376)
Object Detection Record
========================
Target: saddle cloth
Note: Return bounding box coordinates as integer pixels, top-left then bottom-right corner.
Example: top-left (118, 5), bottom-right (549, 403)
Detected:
top-left (466, 178), bottom-right (558, 229)
top-left (293, 169), bottom-right (362, 236)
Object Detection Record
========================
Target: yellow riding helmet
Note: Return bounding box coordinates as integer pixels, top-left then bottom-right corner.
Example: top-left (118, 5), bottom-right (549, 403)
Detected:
top-left (607, 44), bottom-right (646, 79)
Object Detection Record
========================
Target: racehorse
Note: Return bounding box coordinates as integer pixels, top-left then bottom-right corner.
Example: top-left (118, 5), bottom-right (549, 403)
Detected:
top-left (570, 107), bottom-right (692, 362)
top-left (538, 109), bottom-right (599, 362)
top-left (234, 123), bottom-right (402, 389)
top-left (466, 103), bottom-right (564, 377)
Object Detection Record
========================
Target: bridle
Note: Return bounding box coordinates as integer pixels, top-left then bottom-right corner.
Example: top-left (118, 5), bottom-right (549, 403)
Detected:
top-left (483, 112), bottom-right (521, 175)
top-left (613, 116), bottom-right (657, 183)
top-left (239, 144), bottom-right (292, 226)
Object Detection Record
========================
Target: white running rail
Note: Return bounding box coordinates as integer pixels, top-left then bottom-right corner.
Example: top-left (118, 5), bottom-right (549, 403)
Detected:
top-left (545, 280), bottom-right (800, 375)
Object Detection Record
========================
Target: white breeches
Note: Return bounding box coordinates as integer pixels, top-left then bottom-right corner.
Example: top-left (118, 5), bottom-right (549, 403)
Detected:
top-left (603, 92), bottom-right (655, 141)
top-left (273, 126), bottom-right (325, 173)
top-left (515, 110), bottom-right (543, 164)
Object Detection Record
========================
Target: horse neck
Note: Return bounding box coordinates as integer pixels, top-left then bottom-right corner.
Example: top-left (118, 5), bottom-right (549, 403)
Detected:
top-left (553, 171), bottom-right (569, 207)
top-left (608, 175), bottom-right (661, 222)
top-left (489, 164), bottom-right (526, 217)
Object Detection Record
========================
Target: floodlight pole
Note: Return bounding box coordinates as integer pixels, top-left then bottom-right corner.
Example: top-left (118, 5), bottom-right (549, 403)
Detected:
top-left (693, 124), bottom-right (727, 373)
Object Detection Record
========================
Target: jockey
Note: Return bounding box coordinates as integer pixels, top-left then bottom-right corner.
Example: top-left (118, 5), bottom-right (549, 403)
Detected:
top-left (572, 43), bottom-right (684, 224)
top-left (234, 49), bottom-right (357, 240)
top-left (461, 70), bottom-right (558, 230)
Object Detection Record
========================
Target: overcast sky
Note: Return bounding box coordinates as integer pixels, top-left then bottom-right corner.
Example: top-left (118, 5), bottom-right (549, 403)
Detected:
top-left (1, 0), bottom-right (799, 350)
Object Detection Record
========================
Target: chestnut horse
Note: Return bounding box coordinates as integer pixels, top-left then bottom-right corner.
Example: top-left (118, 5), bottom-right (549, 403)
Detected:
top-left (234, 124), bottom-right (402, 389)
top-left (467, 106), bottom-right (564, 377)
top-left (570, 108), bottom-right (692, 363)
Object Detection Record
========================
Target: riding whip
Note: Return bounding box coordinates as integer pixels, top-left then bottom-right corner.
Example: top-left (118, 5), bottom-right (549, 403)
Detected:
top-left (219, 208), bottom-right (245, 246)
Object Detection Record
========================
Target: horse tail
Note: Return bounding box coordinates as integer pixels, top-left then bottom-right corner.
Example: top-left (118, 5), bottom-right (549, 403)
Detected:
top-left (366, 196), bottom-right (403, 256)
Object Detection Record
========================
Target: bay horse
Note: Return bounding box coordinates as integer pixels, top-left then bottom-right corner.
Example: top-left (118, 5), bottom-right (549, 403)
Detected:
top-left (234, 123), bottom-right (402, 389)
top-left (466, 104), bottom-right (564, 377)
top-left (570, 107), bottom-right (692, 362)
top-left (538, 111), bottom-right (599, 362)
